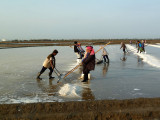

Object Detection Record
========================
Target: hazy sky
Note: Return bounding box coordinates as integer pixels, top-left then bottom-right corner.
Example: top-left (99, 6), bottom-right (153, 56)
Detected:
top-left (0, 0), bottom-right (160, 40)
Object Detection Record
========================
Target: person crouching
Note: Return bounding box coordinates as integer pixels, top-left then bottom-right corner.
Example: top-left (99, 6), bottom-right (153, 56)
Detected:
top-left (82, 46), bottom-right (95, 82)
top-left (37, 50), bottom-right (58, 80)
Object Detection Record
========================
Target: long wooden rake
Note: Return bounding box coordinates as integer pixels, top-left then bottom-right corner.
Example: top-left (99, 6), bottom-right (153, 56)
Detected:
top-left (63, 41), bottom-right (111, 79)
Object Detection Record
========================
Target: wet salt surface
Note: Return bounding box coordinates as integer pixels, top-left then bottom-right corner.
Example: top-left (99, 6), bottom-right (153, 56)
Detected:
top-left (0, 44), bottom-right (160, 104)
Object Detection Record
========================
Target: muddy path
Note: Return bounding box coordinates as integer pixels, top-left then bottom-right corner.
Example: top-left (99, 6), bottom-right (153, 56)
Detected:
top-left (1, 98), bottom-right (160, 120)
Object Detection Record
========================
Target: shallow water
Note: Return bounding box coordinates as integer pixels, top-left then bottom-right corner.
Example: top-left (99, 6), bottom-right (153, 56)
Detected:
top-left (0, 44), bottom-right (160, 104)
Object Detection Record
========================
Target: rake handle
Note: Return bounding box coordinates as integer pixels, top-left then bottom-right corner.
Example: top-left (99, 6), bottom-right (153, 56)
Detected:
top-left (64, 64), bottom-right (81, 78)
top-left (63, 41), bottom-right (111, 79)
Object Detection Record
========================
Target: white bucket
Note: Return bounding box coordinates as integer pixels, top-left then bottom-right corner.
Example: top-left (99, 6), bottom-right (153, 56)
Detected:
top-left (77, 59), bottom-right (82, 64)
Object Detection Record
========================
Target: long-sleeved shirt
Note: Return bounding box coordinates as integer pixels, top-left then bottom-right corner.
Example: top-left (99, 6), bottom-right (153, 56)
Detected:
top-left (74, 45), bottom-right (79, 53)
top-left (120, 44), bottom-right (126, 49)
top-left (102, 48), bottom-right (108, 56)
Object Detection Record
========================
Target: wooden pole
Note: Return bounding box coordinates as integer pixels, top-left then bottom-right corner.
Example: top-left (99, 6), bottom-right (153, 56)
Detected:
top-left (63, 41), bottom-right (111, 79)
top-left (69, 46), bottom-right (73, 48)
top-left (95, 41), bottom-right (111, 54)
top-left (63, 64), bottom-right (81, 79)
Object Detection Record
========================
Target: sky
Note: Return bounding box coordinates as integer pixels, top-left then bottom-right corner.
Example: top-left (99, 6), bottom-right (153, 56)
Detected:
top-left (0, 0), bottom-right (160, 40)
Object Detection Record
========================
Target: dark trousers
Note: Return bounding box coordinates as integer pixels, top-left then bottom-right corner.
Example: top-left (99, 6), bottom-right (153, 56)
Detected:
top-left (83, 68), bottom-right (90, 81)
top-left (142, 47), bottom-right (145, 52)
top-left (40, 66), bottom-right (53, 76)
top-left (79, 52), bottom-right (82, 59)
top-left (103, 55), bottom-right (109, 63)
top-left (123, 49), bottom-right (126, 53)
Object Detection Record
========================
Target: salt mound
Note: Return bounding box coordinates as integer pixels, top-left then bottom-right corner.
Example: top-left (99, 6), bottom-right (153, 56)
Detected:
top-left (59, 83), bottom-right (82, 97)
top-left (127, 44), bottom-right (160, 68)
top-left (148, 44), bottom-right (160, 48)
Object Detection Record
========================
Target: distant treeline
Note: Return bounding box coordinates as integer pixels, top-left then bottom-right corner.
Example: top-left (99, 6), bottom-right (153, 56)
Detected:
top-left (1, 39), bottom-right (160, 46)
top-left (0, 39), bottom-right (160, 48)
top-left (3, 38), bottom-right (160, 42)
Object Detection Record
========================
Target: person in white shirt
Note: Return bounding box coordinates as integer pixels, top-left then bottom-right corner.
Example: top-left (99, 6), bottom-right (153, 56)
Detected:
top-left (101, 46), bottom-right (109, 63)
top-left (37, 50), bottom-right (58, 80)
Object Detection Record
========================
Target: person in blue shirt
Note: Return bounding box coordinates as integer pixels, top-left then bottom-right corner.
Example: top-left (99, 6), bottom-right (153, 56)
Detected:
top-left (137, 41), bottom-right (143, 53)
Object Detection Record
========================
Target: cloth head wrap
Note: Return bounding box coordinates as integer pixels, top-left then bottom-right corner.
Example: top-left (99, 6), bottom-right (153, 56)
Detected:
top-left (86, 46), bottom-right (92, 50)
top-left (86, 46), bottom-right (95, 55)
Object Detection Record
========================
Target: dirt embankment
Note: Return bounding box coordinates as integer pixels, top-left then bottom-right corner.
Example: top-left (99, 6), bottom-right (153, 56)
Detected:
top-left (0, 39), bottom-right (160, 49)
top-left (1, 98), bottom-right (160, 120)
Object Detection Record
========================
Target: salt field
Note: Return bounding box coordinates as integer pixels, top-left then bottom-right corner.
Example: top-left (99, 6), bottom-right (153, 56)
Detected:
top-left (0, 44), bottom-right (160, 104)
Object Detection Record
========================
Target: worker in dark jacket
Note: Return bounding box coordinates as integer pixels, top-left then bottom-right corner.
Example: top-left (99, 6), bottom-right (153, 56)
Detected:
top-left (82, 46), bottom-right (95, 82)
top-left (74, 41), bottom-right (80, 59)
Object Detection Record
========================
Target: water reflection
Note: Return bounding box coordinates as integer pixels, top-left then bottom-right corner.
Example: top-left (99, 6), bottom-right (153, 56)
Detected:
top-left (120, 54), bottom-right (127, 67)
top-left (102, 63), bottom-right (109, 77)
top-left (78, 66), bottom-right (83, 74)
top-left (120, 54), bottom-right (127, 61)
top-left (82, 87), bottom-right (95, 100)
top-left (36, 79), bottom-right (57, 96)
top-left (36, 78), bottom-right (95, 101)
top-left (137, 56), bottom-right (144, 68)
